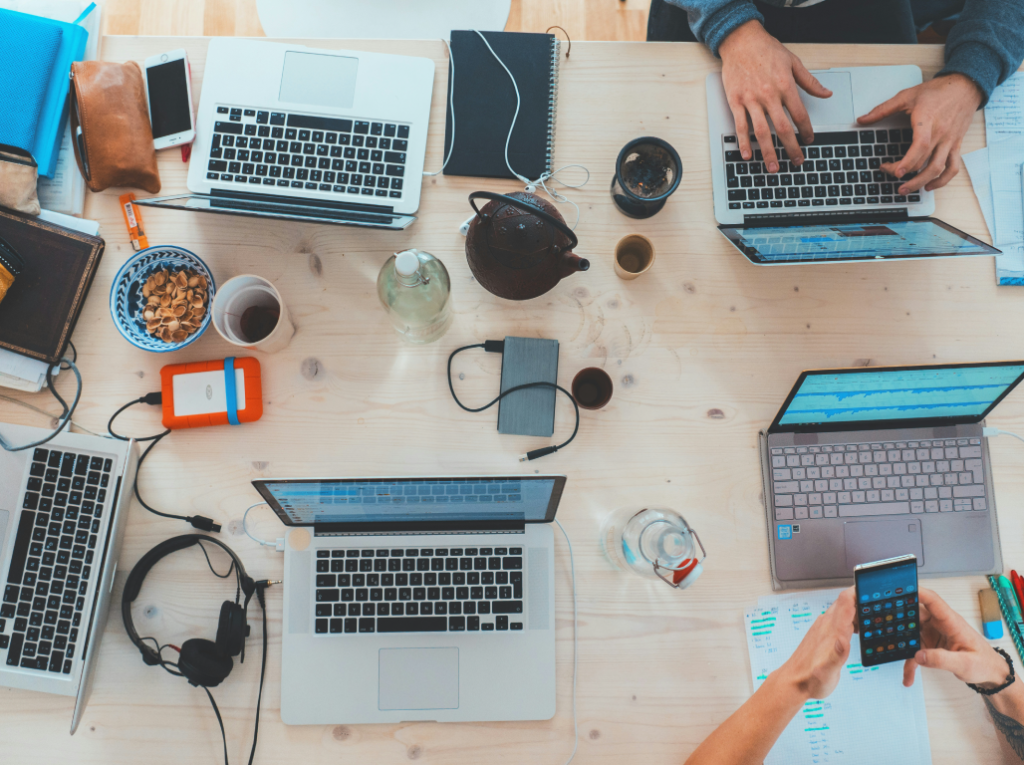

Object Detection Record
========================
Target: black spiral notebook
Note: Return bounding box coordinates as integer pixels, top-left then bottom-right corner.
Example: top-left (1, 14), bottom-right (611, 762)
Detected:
top-left (443, 30), bottom-right (562, 180)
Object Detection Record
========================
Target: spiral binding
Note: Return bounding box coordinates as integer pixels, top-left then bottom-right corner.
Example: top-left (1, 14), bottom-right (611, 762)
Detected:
top-left (547, 38), bottom-right (561, 176)
top-left (988, 575), bottom-right (1024, 662)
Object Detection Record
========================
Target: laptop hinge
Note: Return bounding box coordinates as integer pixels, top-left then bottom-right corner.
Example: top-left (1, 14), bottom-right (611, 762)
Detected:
top-left (741, 208), bottom-right (910, 228)
top-left (313, 520), bottom-right (526, 536)
top-left (211, 187), bottom-right (395, 214)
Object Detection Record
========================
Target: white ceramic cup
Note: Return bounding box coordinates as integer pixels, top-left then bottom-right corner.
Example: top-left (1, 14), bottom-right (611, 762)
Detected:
top-left (211, 274), bottom-right (295, 353)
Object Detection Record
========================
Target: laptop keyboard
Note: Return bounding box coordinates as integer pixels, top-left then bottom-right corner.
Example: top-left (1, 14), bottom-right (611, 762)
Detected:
top-left (770, 438), bottom-right (986, 520)
top-left (1, 448), bottom-right (112, 673)
top-left (724, 129), bottom-right (922, 211)
top-left (313, 547), bottom-right (525, 635)
top-left (205, 107), bottom-right (409, 200)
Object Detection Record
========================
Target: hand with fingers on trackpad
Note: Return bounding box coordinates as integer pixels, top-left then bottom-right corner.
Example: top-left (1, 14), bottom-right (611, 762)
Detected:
top-left (719, 19), bottom-right (833, 174)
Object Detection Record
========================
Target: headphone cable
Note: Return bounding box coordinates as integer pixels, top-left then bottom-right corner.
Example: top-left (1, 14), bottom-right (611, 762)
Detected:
top-left (203, 687), bottom-right (229, 765)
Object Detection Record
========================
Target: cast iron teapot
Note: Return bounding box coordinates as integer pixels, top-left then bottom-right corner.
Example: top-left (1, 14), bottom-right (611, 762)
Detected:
top-left (465, 191), bottom-right (589, 301)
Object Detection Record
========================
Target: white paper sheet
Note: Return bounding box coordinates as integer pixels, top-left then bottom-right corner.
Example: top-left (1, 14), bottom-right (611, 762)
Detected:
top-left (745, 588), bottom-right (932, 765)
top-left (985, 71), bottom-right (1024, 143)
top-left (0, 347), bottom-right (53, 392)
top-left (963, 147), bottom-right (995, 240)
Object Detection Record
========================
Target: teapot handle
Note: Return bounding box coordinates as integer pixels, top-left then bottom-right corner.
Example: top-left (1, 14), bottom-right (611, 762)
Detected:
top-left (468, 191), bottom-right (579, 251)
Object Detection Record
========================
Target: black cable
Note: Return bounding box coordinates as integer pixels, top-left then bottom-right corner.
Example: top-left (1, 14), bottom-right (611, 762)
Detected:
top-left (108, 396), bottom-right (222, 532)
top-left (0, 356), bottom-right (83, 451)
top-left (447, 342), bottom-right (580, 461)
top-left (196, 540), bottom-right (236, 580)
top-left (203, 686), bottom-right (230, 765)
top-left (248, 583), bottom-right (269, 765)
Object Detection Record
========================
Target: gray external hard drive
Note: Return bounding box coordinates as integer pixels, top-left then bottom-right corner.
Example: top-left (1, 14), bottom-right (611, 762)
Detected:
top-left (497, 337), bottom-right (559, 437)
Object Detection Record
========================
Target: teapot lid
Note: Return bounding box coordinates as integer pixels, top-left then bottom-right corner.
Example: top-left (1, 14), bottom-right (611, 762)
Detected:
top-left (469, 191), bottom-right (579, 251)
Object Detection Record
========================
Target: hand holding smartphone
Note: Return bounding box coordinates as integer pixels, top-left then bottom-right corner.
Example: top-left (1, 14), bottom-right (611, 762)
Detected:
top-left (854, 554), bottom-right (921, 666)
top-left (144, 49), bottom-right (196, 150)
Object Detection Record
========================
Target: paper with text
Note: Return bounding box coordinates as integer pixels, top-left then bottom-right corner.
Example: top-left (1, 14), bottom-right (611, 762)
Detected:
top-left (745, 588), bottom-right (932, 765)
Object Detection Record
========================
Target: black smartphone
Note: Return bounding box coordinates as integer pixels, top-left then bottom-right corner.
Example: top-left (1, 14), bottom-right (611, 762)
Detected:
top-left (854, 554), bottom-right (921, 666)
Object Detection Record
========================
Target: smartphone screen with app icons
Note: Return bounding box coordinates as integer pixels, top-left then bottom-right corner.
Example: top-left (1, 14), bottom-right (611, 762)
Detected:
top-left (854, 554), bottom-right (921, 667)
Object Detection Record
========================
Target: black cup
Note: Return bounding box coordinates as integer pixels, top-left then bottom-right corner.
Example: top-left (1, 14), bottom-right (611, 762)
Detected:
top-left (572, 367), bottom-right (614, 410)
top-left (610, 137), bottom-right (682, 218)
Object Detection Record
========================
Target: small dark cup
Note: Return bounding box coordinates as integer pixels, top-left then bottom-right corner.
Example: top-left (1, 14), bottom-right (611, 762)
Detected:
top-left (610, 137), bottom-right (682, 219)
top-left (572, 367), bottom-right (614, 410)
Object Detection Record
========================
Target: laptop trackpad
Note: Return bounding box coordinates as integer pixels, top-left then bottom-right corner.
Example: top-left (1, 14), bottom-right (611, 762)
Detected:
top-left (800, 72), bottom-right (854, 125)
top-left (844, 519), bottom-right (924, 570)
top-left (379, 648), bottom-right (459, 711)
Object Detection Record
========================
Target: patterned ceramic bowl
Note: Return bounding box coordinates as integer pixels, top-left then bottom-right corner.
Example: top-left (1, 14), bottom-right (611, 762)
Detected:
top-left (109, 246), bottom-right (215, 352)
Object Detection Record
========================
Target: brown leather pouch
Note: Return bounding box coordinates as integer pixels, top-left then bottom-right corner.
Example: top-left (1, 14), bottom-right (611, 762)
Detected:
top-left (70, 61), bottom-right (161, 194)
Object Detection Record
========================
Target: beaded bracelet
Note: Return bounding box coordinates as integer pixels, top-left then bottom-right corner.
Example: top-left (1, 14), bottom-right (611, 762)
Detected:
top-left (967, 647), bottom-right (1016, 696)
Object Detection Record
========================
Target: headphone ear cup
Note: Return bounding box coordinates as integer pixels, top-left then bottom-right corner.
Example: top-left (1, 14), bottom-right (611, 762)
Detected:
top-left (177, 639), bottom-right (233, 687)
top-left (216, 601), bottom-right (247, 657)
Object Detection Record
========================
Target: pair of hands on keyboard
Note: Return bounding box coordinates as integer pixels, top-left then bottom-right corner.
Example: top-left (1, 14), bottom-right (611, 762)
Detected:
top-left (719, 20), bottom-right (983, 196)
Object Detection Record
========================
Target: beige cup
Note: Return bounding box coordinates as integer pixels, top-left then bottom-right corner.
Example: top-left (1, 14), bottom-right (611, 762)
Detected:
top-left (211, 274), bottom-right (295, 353)
top-left (614, 234), bottom-right (655, 280)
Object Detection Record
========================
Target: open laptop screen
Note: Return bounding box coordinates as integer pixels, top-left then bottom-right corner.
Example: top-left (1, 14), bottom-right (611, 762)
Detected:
top-left (770, 362), bottom-right (1024, 432)
top-left (719, 218), bottom-right (998, 264)
top-left (253, 476), bottom-right (565, 527)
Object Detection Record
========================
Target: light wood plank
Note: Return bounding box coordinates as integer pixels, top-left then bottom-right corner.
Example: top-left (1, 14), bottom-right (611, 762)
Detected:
top-left (0, 36), bottom-right (1018, 765)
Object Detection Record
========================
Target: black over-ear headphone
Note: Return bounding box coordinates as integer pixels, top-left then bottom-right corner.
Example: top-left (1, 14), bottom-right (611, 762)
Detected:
top-left (122, 534), bottom-right (255, 687)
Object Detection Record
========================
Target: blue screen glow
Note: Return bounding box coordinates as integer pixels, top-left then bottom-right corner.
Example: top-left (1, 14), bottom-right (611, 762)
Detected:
top-left (261, 477), bottom-right (557, 525)
top-left (779, 365), bottom-right (1024, 426)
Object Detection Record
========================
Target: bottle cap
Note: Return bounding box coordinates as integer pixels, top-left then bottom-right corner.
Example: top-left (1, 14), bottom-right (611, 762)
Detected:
top-left (395, 250), bottom-right (420, 276)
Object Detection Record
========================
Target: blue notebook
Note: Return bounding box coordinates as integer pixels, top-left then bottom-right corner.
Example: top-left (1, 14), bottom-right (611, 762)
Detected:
top-left (0, 8), bottom-right (89, 178)
top-left (0, 11), bottom-right (62, 155)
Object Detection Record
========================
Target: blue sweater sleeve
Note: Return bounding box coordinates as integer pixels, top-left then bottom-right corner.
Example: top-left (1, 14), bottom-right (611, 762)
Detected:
top-left (664, 0), bottom-right (763, 57)
top-left (936, 0), bottom-right (1024, 107)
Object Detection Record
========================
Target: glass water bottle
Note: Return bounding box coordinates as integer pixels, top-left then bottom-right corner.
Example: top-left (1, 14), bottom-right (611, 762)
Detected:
top-left (600, 506), bottom-right (706, 589)
top-left (377, 249), bottom-right (452, 344)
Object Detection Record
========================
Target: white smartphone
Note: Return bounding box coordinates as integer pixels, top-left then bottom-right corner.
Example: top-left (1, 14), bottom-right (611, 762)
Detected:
top-left (143, 49), bottom-right (196, 150)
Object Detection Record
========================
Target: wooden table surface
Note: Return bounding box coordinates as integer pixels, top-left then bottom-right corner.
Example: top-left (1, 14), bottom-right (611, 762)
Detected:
top-left (2, 36), bottom-right (1021, 765)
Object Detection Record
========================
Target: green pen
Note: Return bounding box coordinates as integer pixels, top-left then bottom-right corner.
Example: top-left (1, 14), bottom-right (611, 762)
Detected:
top-left (996, 576), bottom-right (1024, 633)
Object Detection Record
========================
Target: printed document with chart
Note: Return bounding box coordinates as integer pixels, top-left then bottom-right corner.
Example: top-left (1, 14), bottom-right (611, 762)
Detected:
top-left (744, 588), bottom-right (932, 765)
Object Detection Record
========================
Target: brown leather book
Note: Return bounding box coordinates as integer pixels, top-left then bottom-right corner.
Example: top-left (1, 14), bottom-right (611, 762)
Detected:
top-left (0, 209), bottom-right (104, 365)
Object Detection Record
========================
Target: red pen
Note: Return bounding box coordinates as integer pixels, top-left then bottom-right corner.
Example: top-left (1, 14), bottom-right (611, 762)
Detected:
top-left (1011, 570), bottom-right (1024, 613)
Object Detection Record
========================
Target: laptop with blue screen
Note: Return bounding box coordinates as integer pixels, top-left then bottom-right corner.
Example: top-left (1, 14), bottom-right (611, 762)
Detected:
top-left (252, 474), bottom-right (566, 724)
top-left (759, 362), bottom-right (1024, 590)
top-left (707, 66), bottom-right (1001, 265)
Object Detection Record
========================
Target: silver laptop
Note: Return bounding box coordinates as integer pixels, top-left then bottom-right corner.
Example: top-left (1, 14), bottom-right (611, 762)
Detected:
top-left (137, 38), bottom-right (435, 229)
top-left (759, 362), bottom-right (1024, 590)
top-left (706, 65), bottom-right (999, 265)
top-left (0, 423), bottom-right (137, 732)
top-left (252, 474), bottom-right (565, 725)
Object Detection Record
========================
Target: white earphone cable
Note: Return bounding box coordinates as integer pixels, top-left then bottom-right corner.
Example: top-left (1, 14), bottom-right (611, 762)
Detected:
top-left (423, 38), bottom-right (456, 177)
top-left (984, 427), bottom-right (1024, 445)
top-left (553, 517), bottom-right (579, 765)
top-left (426, 30), bottom-right (589, 229)
top-left (243, 502), bottom-right (284, 551)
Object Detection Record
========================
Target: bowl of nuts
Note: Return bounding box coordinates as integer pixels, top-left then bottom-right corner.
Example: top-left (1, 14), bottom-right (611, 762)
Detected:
top-left (110, 246), bottom-right (215, 352)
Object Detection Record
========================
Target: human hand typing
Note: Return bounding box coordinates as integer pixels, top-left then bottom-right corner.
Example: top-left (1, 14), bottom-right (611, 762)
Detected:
top-left (775, 587), bottom-right (856, 700)
top-left (903, 588), bottom-right (1014, 689)
top-left (857, 74), bottom-right (982, 196)
top-left (719, 20), bottom-right (832, 173)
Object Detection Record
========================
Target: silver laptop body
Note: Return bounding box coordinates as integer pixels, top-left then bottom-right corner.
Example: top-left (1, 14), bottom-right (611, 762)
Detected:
top-left (253, 474), bottom-right (565, 725)
top-left (706, 66), bottom-right (999, 266)
top-left (759, 362), bottom-right (1024, 590)
top-left (0, 423), bottom-right (137, 733)
top-left (137, 38), bottom-right (435, 230)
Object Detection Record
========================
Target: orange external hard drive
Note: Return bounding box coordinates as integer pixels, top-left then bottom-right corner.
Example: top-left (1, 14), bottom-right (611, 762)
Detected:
top-left (160, 357), bottom-right (263, 429)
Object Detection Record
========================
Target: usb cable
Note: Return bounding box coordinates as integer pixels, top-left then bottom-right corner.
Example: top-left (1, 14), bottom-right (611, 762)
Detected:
top-left (447, 341), bottom-right (580, 461)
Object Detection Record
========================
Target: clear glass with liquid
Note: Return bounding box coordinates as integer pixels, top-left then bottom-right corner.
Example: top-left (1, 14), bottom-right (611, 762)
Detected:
top-left (600, 506), bottom-right (704, 589)
top-left (377, 249), bottom-right (453, 344)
